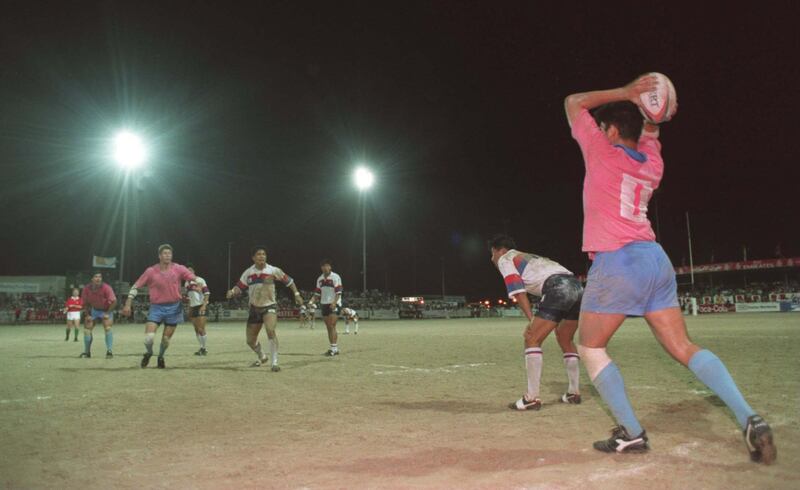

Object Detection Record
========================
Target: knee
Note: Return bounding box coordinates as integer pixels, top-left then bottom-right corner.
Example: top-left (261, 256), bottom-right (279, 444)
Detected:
top-left (523, 327), bottom-right (543, 346)
top-left (577, 345), bottom-right (612, 381)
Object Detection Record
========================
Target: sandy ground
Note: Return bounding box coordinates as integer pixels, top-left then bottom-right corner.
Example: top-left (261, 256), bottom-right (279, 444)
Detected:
top-left (1, 313), bottom-right (797, 489)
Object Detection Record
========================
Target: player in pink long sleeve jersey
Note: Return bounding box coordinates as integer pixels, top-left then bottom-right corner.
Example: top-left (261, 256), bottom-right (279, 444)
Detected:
top-left (122, 244), bottom-right (196, 369)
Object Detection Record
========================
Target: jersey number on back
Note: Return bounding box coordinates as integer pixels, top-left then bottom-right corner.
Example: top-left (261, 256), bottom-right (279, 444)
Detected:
top-left (620, 173), bottom-right (653, 222)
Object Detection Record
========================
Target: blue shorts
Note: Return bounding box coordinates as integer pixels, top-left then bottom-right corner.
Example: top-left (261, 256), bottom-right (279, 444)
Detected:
top-left (581, 241), bottom-right (679, 316)
top-left (147, 302), bottom-right (184, 326)
top-left (90, 308), bottom-right (113, 322)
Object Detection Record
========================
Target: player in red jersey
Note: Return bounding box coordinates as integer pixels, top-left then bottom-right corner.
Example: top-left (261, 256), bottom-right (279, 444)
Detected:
top-left (64, 288), bottom-right (82, 342)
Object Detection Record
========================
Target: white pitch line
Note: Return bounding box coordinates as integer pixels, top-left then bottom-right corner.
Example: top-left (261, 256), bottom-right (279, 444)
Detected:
top-left (372, 362), bottom-right (495, 375)
top-left (0, 395), bottom-right (52, 404)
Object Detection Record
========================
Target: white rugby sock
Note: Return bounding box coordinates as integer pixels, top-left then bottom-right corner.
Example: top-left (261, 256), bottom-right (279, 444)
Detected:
top-left (354, 321), bottom-right (358, 333)
top-left (269, 338), bottom-right (278, 365)
top-left (564, 353), bottom-right (580, 394)
top-left (144, 332), bottom-right (155, 355)
top-left (330, 343), bottom-right (338, 353)
top-left (199, 334), bottom-right (207, 349)
top-left (525, 347), bottom-right (543, 400)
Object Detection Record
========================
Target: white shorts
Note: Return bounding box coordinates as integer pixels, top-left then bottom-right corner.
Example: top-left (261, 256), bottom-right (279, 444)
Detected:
top-left (67, 311), bottom-right (81, 321)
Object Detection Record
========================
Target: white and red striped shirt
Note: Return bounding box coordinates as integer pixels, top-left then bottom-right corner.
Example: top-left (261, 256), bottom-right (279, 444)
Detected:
top-left (237, 264), bottom-right (293, 307)
top-left (315, 272), bottom-right (342, 306)
top-left (184, 276), bottom-right (210, 307)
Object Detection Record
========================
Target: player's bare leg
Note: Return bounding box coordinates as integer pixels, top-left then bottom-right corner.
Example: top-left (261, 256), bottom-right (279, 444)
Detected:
top-left (80, 318), bottom-right (95, 358)
top-left (141, 321), bottom-right (160, 368)
top-left (344, 317), bottom-right (350, 334)
top-left (246, 322), bottom-right (268, 366)
top-left (191, 315), bottom-right (208, 355)
top-left (643, 307), bottom-right (699, 366)
top-left (645, 307), bottom-right (775, 463)
top-left (510, 317), bottom-right (558, 410)
top-left (555, 319), bottom-right (581, 403)
top-left (324, 314), bottom-right (339, 356)
top-left (263, 312), bottom-right (280, 371)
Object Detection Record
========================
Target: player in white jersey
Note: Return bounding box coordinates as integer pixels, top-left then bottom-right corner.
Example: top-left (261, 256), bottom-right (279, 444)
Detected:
top-left (489, 234), bottom-right (584, 411)
top-left (310, 259), bottom-right (342, 356)
top-left (341, 307), bottom-right (359, 334)
top-left (226, 246), bottom-right (304, 372)
top-left (185, 266), bottom-right (210, 356)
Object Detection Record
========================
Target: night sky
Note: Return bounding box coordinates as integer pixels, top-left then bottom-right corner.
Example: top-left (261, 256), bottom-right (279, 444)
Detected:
top-left (1, 1), bottom-right (798, 300)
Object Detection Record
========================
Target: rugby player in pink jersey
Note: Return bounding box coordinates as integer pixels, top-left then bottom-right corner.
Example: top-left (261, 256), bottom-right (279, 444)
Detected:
top-left (80, 272), bottom-right (117, 359)
top-left (564, 75), bottom-right (775, 463)
top-left (122, 244), bottom-right (196, 369)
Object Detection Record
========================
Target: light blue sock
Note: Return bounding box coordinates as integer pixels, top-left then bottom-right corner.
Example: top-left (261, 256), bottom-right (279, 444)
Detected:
top-left (105, 331), bottom-right (113, 351)
top-left (593, 362), bottom-right (643, 436)
top-left (688, 349), bottom-right (755, 429)
top-left (83, 333), bottom-right (92, 353)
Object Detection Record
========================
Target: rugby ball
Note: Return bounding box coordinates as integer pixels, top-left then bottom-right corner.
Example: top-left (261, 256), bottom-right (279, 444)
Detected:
top-left (638, 72), bottom-right (677, 124)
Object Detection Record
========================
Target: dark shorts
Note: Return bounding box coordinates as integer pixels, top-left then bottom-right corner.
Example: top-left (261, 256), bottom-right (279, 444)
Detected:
top-left (322, 304), bottom-right (341, 317)
top-left (247, 304), bottom-right (277, 324)
top-left (188, 305), bottom-right (207, 319)
top-left (535, 274), bottom-right (583, 323)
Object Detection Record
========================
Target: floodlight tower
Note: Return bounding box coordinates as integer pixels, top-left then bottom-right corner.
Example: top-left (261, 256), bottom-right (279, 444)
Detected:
top-left (113, 131), bottom-right (148, 282)
top-left (354, 167), bottom-right (374, 294)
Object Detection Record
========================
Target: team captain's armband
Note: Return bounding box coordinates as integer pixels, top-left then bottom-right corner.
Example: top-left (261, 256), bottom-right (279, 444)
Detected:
top-left (127, 287), bottom-right (138, 299)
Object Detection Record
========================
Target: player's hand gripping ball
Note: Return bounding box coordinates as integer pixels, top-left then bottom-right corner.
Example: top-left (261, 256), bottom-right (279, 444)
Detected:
top-left (636, 72), bottom-right (677, 124)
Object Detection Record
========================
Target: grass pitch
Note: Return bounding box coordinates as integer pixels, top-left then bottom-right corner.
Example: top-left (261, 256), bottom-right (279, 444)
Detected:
top-left (1, 314), bottom-right (798, 489)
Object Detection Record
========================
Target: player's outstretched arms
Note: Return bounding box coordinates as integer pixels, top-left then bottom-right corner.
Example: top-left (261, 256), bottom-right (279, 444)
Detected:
top-left (564, 74), bottom-right (658, 127)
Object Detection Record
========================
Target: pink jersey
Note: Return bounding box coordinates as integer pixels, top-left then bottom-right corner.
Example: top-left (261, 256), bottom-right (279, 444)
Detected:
top-left (571, 109), bottom-right (663, 254)
top-left (133, 263), bottom-right (195, 304)
top-left (81, 283), bottom-right (117, 310)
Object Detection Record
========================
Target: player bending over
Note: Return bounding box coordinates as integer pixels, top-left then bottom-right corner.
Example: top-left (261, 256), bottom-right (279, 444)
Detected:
top-left (226, 246), bottom-right (304, 372)
top-left (311, 259), bottom-right (342, 356)
top-left (489, 234), bottom-right (583, 411)
top-left (80, 272), bottom-right (117, 358)
top-left (299, 303), bottom-right (316, 329)
top-left (64, 288), bottom-right (82, 342)
top-left (564, 74), bottom-right (775, 463)
top-left (340, 307), bottom-right (359, 334)
top-left (123, 244), bottom-right (196, 369)
top-left (185, 265), bottom-right (211, 356)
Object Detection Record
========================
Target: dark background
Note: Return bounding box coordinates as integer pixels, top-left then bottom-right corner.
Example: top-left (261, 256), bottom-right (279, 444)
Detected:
top-left (1, 1), bottom-right (798, 300)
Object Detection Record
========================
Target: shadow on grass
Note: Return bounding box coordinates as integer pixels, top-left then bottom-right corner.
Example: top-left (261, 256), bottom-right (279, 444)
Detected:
top-left (542, 381), bottom-right (597, 403)
top-left (376, 400), bottom-right (501, 415)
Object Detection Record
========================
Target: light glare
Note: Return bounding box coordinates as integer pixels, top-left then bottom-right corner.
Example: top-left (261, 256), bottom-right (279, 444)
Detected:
top-left (113, 131), bottom-right (147, 170)
top-left (354, 166), bottom-right (374, 190)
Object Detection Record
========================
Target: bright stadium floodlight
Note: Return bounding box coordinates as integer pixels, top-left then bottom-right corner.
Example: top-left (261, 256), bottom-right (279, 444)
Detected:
top-left (354, 166), bottom-right (374, 190)
top-left (354, 165), bottom-right (375, 294)
top-left (113, 131), bottom-right (147, 170)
